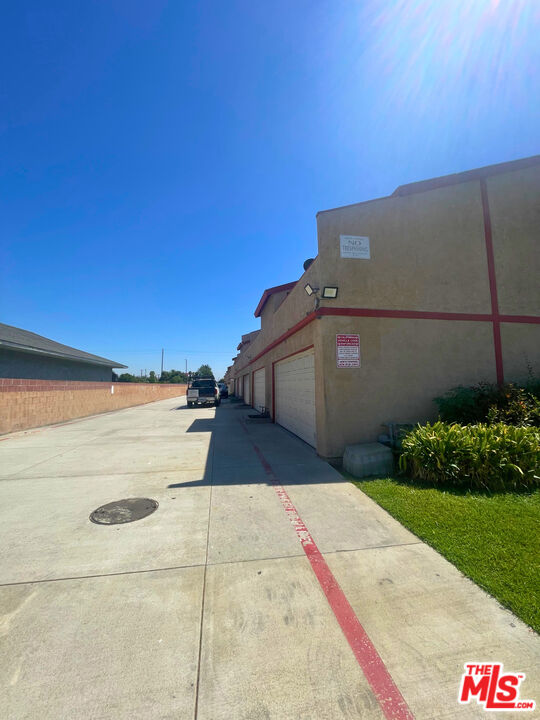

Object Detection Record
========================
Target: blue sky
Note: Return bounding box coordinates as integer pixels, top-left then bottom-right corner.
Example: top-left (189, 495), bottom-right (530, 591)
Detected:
top-left (1, 0), bottom-right (538, 379)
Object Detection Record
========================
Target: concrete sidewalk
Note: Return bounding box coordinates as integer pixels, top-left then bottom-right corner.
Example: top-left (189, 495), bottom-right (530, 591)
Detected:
top-left (0, 397), bottom-right (538, 719)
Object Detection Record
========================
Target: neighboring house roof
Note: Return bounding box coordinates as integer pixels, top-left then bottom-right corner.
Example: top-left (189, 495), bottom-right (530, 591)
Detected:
top-left (0, 323), bottom-right (127, 368)
top-left (254, 281), bottom-right (297, 318)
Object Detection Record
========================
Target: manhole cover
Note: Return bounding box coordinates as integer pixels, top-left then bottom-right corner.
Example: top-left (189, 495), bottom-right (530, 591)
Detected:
top-left (90, 498), bottom-right (158, 525)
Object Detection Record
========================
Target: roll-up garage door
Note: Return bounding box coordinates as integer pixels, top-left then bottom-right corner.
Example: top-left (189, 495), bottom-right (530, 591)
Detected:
top-left (243, 373), bottom-right (250, 405)
top-left (274, 349), bottom-right (316, 447)
top-left (253, 368), bottom-right (266, 413)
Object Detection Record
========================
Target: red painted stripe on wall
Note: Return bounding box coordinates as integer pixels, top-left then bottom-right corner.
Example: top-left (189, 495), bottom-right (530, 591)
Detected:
top-left (239, 419), bottom-right (414, 720)
top-left (491, 322), bottom-right (504, 386)
top-left (480, 179), bottom-right (500, 317)
top-left (233, 308), bottom-right (540, 382)
top-left (500, 314), bottom-right (540, 324)
top-left (480, 178), bottom-right (504, 384)
top-left (233, 307), bottom-right (495, 377)
top-left (248, 311), bottom-right (318, 368)
top-left (316, 307), bottom-right (493, 322)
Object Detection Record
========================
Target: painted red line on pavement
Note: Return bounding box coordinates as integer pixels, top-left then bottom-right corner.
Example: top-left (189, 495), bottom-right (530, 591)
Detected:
top-left (239, 420), bottom-right (414, 720)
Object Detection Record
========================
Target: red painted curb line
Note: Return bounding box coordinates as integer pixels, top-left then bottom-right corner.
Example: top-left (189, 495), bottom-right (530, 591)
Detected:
top-left (239, 420), bottom-right (414, 720)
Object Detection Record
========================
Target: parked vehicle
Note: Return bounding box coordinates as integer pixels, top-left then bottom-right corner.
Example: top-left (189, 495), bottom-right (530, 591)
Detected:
top-left (218, 382), bottom-right (228, 399)
top-left (187, 378), bottom-right (221, 407)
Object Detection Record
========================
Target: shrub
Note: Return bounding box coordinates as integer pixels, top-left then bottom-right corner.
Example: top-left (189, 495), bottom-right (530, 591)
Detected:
top-left (399, 422), bottom-right (540, 492)
top-left (486, 387), bottom-right (540, 426)
top-left (435, 382), bottom-right (540, 427)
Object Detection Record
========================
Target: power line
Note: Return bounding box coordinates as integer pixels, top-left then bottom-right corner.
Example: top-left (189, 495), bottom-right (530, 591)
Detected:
top-left (104, 349), bottom-right (233, 355)
top-left (164, 349), bottom-right (233, 354)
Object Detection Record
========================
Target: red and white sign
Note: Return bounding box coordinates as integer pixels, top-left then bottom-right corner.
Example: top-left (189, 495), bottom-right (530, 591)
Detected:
top-left (336, 334), bottom-right (360, 368)
top-left (458, 663), bottom-right (535, 712)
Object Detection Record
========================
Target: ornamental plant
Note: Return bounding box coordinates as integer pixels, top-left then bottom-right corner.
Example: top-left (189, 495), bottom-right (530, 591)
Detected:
top-left (434, 381), bottom-right (540, 427)
top-left (399, 421), bottom-right (540, 492)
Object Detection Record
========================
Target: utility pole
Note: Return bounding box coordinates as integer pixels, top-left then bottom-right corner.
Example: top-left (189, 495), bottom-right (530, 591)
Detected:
top-left (161, 348), bottom-right (164, 377)
top-left (185, 359), bottom-right (187, 376)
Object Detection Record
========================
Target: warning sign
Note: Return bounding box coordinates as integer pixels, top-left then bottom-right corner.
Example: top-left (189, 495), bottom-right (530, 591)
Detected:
top-left (336, 334), bottom-right (360, 368)
top-left (340, 235), bottom-right (370, 259)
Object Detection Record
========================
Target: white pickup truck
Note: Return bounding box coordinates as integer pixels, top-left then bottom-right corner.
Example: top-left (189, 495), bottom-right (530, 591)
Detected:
top-left (187, 378), bottom-right (221, 408)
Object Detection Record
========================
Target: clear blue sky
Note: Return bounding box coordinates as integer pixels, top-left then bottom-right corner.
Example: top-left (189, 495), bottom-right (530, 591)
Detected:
top-left (1, 1), bottom-right (538, 379)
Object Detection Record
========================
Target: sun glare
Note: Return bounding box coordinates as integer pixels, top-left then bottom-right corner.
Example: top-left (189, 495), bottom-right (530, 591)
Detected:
top-left (357, 0), bottom-right (538, 118)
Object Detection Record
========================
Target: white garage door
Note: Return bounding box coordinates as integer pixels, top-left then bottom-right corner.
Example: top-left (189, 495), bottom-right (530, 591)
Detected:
top-left (243, 373), bottom-right (250, 405)
top-left (253, 368), bottom-right (266, 413)
top-left (275, 349), bottom-right (316, 447)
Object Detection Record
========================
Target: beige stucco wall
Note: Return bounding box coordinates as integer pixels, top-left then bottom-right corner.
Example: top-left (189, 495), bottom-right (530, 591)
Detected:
top-left (257, 261), bottom-right (320, 346)
top-left (315, 181), bottom-right (492, 313)
top-left (500, 322), bottom-right (540, 382)
top-left (311, 165), bottom-right (540, 455)
top-left (230, 161), bottom-right (540, 458)
top-left (259, 288), bottom-right (292, 327)
top-left (487, 164), bottom-right (540, 316)
top-left (316, 316), bottom-right (496, 457)
top-left (231, 260), bottom-right (321, 393)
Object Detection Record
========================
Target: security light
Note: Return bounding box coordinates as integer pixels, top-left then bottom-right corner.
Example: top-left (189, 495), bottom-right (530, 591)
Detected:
top-left (322, 286), bottom-right (338, 299)
top-left (304, 283), bottom-right (318, 296)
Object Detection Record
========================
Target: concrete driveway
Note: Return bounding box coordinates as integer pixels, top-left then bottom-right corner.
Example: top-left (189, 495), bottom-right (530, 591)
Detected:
top-left (1, 397), bottom-right (538, 719)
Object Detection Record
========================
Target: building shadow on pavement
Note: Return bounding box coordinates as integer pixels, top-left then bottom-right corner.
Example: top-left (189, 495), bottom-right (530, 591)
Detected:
top-left (167, 401), bottom-right (347, 489)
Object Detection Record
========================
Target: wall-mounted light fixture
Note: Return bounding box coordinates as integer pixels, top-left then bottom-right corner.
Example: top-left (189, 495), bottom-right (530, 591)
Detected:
top-left (305, 283), bottom-right (339, 298)
top-left (322, 286), bottom-right (338, 299)
top-left (304, 283), bottom-right (318, 296)
top-left (304, 283), bottom-right (339, 312)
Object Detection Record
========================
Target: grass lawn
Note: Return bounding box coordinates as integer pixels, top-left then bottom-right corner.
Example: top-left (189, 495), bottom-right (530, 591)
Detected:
top-left (343, 473), bottom-right (540, 633)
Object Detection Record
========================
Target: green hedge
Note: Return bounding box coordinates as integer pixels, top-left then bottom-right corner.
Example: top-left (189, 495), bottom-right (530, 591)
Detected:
top-left (399, 422), bottom-right (540, 492)
top-left (434, 381), bottom-right (540, 426)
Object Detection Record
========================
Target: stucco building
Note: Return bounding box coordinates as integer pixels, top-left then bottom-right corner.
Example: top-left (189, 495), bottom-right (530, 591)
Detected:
top-left (0, 323), bottom-right (126, 381)
top-left (227, 156), bottom-right (540, 459)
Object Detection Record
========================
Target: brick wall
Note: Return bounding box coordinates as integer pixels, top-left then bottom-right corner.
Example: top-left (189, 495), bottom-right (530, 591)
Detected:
top-left (0, 379), bottom-right (187, 435)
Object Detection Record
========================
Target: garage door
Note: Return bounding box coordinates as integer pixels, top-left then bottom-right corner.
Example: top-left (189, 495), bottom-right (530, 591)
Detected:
top-left (274, 349), bottom-right (316, 447)
top-left (253, 368), bottom-right (266, 413)
top-left (243, 373), bottom-right (250, 405)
